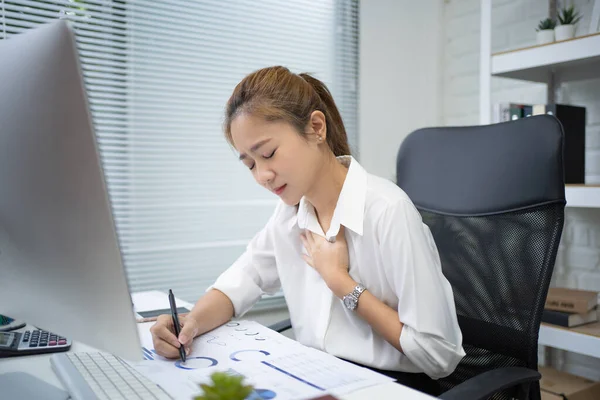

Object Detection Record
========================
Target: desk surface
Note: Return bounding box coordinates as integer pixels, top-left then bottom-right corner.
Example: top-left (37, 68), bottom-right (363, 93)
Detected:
top-left (0, 324), bottom-right (435, 400)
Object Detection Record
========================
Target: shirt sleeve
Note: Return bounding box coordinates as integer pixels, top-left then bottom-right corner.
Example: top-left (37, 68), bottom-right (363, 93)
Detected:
top-left (379, 199), bottom-right (466, 379)
top-left (207, 202), bottom-right (282, 317)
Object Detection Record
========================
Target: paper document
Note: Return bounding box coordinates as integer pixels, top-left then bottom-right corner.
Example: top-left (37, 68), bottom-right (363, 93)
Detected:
top-left (132, 320), bottom-right (394, 400)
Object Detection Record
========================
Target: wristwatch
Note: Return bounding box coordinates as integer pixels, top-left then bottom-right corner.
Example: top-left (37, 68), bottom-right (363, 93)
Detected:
top-left (342, 284), bottom-right (366, 311)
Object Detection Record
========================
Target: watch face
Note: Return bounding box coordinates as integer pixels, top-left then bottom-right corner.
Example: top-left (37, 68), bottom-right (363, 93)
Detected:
top-left (343, 295), bottom-right (356, 310)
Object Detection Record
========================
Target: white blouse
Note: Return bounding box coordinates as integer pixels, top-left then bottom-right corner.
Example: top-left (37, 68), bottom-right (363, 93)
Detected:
top-left (209, 156), bottom-right (465, 378)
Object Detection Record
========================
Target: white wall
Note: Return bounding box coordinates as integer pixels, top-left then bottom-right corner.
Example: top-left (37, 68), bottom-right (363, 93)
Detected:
top-left (443, 0), bottom-right (600, 381)
top-left (358, 0), bottom-right (444, 181)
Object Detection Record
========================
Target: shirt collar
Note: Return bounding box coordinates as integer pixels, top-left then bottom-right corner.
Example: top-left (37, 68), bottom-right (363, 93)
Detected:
top-left (290, 155), bottom-right (367, 238)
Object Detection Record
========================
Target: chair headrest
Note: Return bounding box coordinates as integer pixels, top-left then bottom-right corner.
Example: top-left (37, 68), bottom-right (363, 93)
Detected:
top-left (396, 115), bottom-right (566, 215)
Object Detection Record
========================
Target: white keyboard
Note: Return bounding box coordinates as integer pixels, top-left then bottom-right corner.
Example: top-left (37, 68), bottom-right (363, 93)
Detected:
top-left (51, 352), bottom-right (172, 400)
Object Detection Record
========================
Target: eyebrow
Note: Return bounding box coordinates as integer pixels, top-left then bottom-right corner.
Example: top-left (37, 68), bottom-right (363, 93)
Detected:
top-left (238, 138), bottom-right (271, 161)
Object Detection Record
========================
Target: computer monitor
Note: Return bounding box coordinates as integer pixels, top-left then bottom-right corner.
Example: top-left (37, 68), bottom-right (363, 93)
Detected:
top-left (0, 20), bottom-right (142, 361)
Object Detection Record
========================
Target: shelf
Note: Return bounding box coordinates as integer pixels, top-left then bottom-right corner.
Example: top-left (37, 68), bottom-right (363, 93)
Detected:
top-left (539, 322), bottom-right (600, 358)
top-left (565, 185), bottom-right (600, 208)
top-left (491, 32), bottom-right (600, 83)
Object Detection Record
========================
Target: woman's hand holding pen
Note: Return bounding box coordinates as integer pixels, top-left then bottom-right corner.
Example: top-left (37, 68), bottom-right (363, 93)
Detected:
top-left (301, 226), bottom-right (356, 298)
top-left (150, 314), bottom-right (198, 359)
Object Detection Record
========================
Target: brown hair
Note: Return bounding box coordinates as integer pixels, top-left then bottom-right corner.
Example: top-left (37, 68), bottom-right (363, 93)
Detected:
top-left (224, 66), bottom-right (351, 157)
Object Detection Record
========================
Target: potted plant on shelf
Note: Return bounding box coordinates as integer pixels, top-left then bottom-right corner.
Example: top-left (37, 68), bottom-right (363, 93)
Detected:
top-left (536, 18), bottom-right (556, 44)
top-left (555, 3), bottom-right (582, 41)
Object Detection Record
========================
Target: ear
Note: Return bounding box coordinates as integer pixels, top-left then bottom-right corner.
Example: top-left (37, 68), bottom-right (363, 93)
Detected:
top-left (309, 110), bottom-right (327, 143)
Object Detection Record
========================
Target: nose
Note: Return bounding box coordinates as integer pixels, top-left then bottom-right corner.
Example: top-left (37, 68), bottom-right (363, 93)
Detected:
top-left (255, 164), bottom-right (275, 187)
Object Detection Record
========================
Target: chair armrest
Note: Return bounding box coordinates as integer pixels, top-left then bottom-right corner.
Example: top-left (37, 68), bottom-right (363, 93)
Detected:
top-left (438, 367), bottom-right (540, 400)
top-left (267, 318), bottom-right (292, 333)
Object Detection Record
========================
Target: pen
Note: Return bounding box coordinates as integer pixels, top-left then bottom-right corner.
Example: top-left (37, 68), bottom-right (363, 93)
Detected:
top-left (168, 289), bottom-right (186, 363)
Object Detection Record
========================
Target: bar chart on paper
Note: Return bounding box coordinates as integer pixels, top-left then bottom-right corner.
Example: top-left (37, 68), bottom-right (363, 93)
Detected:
top-left (132, 320), bottom-right (393, 400)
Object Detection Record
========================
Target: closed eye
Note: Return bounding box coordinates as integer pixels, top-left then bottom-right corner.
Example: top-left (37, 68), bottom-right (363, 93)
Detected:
top-left (264, 149), bottom-right (276, 159)
top-left (245, 149), bottom-right (276, 170)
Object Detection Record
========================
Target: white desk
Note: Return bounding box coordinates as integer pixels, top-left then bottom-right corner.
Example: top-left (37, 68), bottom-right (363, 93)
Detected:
top-left (0, 324), bottom-right (435, 400)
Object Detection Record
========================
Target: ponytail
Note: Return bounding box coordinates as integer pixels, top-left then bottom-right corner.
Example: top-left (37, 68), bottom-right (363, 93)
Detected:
top-left (298, 73), bottom-right (350, 157)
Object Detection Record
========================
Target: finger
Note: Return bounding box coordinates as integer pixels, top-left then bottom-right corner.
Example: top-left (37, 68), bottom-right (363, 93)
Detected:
top-left (150, 315), bottom-right (180, 349)
top-left (302, 253), bottom-right (314, 267)
top-left (305, 230), bottom-right (317, 247)
top-left (154, 338), bottom-right (183, 359)
top-left (178, 319), bottom-right (198, 346)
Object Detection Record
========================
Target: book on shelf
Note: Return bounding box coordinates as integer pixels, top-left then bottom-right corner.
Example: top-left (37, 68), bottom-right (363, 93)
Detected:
top-left (493, 102), bottom-right (522, 123)
top-left (492, 102), bottom-right (533, 123)
top-left (545, 287), bottom-right (598, 314)
top-left (542, 307), bottom-right (598, 328)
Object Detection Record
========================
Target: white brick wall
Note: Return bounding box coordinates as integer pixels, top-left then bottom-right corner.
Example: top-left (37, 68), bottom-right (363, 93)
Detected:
top-left (443, 0), bottom-right (600, 381)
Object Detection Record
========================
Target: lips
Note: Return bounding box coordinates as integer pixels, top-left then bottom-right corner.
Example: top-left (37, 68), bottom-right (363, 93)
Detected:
top-left (273, 184), bottom-right (287, 195)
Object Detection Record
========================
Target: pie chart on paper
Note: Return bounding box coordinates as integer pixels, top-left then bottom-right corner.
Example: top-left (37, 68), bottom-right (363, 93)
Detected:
top-left (247, 389), bottom-right (277, 399)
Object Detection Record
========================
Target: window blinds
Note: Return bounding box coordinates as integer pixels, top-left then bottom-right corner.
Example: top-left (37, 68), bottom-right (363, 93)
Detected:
top-left (1, 0), bottom-right (359, 305)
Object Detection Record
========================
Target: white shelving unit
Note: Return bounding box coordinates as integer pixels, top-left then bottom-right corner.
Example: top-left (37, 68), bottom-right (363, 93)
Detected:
top-left (479, 0), bottom-right (600, 362)
top-left (566, 185), bottom-right (600, 208)
top-left (491, 33), bottom-right (600, 84)
top-left (539, 323), bottom-right (600, 358)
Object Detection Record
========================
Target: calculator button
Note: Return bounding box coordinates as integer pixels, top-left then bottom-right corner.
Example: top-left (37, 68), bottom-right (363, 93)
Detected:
top-left (58, 340), bottom-right (67, 345)
top-left (49, 341), bottom-right (57, 346)
top-left (29, 343), bottom-right (38, 347)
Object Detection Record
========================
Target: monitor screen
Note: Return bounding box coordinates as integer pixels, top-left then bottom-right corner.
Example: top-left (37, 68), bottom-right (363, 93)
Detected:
top-left (0, 21), bottom-right (142, 361)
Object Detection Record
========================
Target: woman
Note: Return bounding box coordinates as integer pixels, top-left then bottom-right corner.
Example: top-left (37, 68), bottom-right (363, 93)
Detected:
top-left (150, 66), bottom-right (465, 394)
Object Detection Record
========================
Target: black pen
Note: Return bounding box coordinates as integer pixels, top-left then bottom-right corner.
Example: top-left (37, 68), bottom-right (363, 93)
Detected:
top-left (168, 289), bottom-right (186, 363)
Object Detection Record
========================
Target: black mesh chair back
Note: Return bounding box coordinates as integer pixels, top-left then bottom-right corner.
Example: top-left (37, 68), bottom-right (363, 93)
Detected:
top-left (396, 115), bottom-right (566, 399)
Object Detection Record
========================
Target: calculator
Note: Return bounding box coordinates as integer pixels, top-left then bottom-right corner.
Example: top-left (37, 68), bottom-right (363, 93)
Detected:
top-left (0, 329), bottom-right (71, 356)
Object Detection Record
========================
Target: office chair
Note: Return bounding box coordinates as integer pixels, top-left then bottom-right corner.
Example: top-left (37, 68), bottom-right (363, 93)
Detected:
top-left (395, 115), bottom-right (566, 400)
top-left (269, 114), bottom-right (565, 399)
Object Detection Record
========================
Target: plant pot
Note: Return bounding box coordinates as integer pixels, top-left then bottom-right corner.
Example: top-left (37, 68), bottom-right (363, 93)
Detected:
top-left (555, 24), bottom-right (575, 41)
top-left (536, 29), bottom-right (555, 44)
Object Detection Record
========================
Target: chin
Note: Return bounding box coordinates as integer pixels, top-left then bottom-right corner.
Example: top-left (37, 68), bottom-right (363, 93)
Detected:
top-left (280, 192), bottom-right (302, 207)
top-left (281, 197), bottom-right (299, 207)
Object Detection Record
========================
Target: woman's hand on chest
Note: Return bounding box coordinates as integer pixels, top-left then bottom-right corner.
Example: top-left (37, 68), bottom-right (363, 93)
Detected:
top-left (300, 227), bottom-right (357, 297)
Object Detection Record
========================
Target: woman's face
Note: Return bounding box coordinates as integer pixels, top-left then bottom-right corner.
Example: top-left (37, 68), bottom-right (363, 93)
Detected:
top-left (231, 113), bottom-right (325, 206)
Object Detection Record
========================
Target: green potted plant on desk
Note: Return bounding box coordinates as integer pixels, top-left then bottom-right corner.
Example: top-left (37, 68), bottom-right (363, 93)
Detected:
top-left (194, 372), bottom-right (254, 400)
top-left (536, 18), bottom-right (556, 44)
top-left (555, 3), bottom-right (582, 41)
